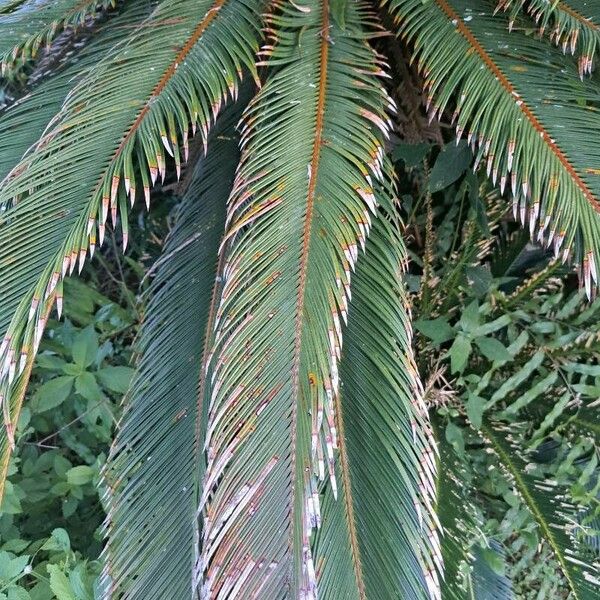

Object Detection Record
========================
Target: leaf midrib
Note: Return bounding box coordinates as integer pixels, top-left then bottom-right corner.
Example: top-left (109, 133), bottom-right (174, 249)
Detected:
top-left (288, 0), bottom-right (332, 582)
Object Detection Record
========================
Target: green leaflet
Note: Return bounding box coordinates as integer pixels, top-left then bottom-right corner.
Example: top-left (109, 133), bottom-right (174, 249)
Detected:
top-left (0, 0), bottom-right (263, 501)
top-left (197, 1), bottom-right (397, 596)
top-left (101, 98), bottom-right (244, 599)
top-left (388, 0), bottom-right (600, 294)
top-left (496, 0), bottom-right (600, 77)
top-left (314, 193), bottom-right (438, 599)
top-left (482, 421), bottom-right (600, 599)
top-left (0, 0), bottom-right (114, 77)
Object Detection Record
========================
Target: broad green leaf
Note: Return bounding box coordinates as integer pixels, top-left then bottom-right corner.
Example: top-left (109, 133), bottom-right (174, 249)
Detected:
top-left (95, 367), bottom-right (133, 394)
top-left (32, 376), bottom-right (74, 412)
top-left (428, 140), bottom-right (472, 192)
top-left (475, 336), bottom-right (512, 362)
top-left (466, 393), bottom-right (485, 430)
top-left (7, 587), bottom-right (29, 600)
top-left (0, 553), bottom-right (29, 580)
top-left (445, 421), bottom-right (466, 458)
top-left (414, 317), bottom-right (454, 345)
top-left (68, 564), bottom-right (93, 600)
top-left (71, 327), bottom-right (98, 369)
top-left (392, 142), bottom-right (431, 167)
top-left (0, 481), bottom-right (21, 514)
top-left (66, 465), bottom-right (94, 486)
top-left (450, 335), bottom-right (472, 374)
top-left (74, 373), bottom-right (102, 403)
top-left (41, 529), bottom-right (70, 553)
top-left (47, 565), bottom-right (75, 600)
top-left (458, 300), bottom-right (480, 332)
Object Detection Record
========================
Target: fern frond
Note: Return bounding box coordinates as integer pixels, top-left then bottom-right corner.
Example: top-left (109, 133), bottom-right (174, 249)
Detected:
top-left (482, 421), bottom-right (600, 598)
top-left (496, 0), bottom-right (600, 77)
top-left (314, 192), bottom-right (439, 599)
top-left (0, 0), bottom-right (263, 501)
top-left (100, 98), bottom-right (244, 599)
top-left (388, 0), bottom-right (600, 296)
top-left (0, 0), bottom-right (113, 78)
top-left (197, 1), bottom-right (399, 597)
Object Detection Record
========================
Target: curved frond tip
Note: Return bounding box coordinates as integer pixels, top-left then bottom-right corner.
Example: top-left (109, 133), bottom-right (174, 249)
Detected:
top-left (0, 0), bottom-right (114, 78)
top-left (495, 0), bottom-right (600, 77)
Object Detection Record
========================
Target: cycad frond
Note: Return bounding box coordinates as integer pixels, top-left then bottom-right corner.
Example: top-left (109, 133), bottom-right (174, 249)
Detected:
top-left (434, 422), bottom-right (482, 600)
top-left (0, 0), bottom-right (263, 499)
top-left (496, 0), bottom-right (600, 77)
top-left (314, 193), bottom-right (438, 599)
top-left (197, 1), bottom-right (406, 597)
top-left (388, 0), bottom-right (600, 293)
top-left (468, 541), bottom-right (513, 600)
top-left (100, 99), bottom-right (243, 599)
top-left (482, 421), bottom-right (600, 599)
top-left (0, 0), bottom-right (154, 182)
top-left (0, 0), bottom-right (113, 77)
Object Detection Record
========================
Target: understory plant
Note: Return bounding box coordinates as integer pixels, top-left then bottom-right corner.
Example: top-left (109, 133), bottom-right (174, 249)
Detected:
top-left (0, 0), bottom-right (599, 598)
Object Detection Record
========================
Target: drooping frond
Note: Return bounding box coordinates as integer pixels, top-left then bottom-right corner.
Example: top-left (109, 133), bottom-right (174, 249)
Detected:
top-left (0, 0), bottom-right (155, 182)
top-left (100, 99), bottom-right (244, 599)
top-left (434, 419), bottom-right (516, 599)
top-left (495, 0), bottom-right (600, 77)
top-left (0, 0), bottom-right (113, 78)
top-left (387, 0), bottom-right (600, 294)
top-left (482, 421), bottom-right (600, 598)
top-left (197, 1), bottom-right (396, 597)
top-left (433, 421), bottom-right (482, 599)
top-left (468, 541), bottom-right (513, 600)
top-left (314, 192), bottom-right (439, 599)
top-left (0, 0), bottom-right (264, 501)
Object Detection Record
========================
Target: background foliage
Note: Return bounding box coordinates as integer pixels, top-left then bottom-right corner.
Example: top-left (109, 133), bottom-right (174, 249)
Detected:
top-left (1, 0), bottom-right (599, 597)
